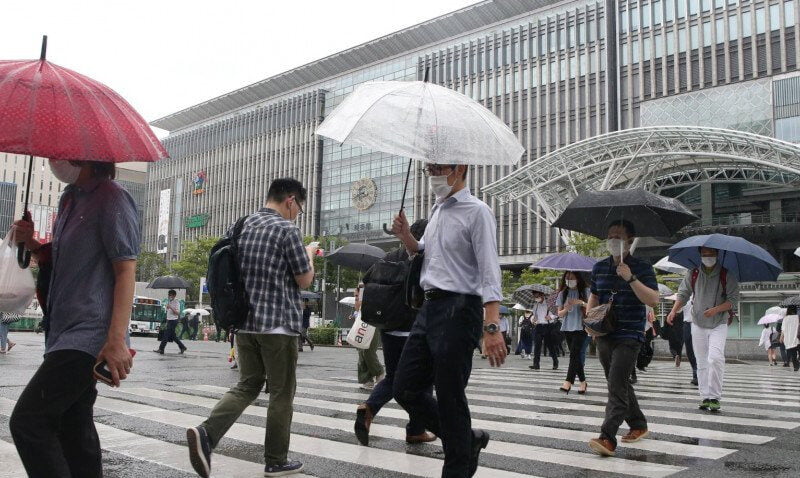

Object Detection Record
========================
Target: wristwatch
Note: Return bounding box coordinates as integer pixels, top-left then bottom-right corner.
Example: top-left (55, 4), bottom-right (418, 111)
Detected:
top-left (626, 274), bottom-right (638, 284)
top-left (483, 323), bottom-right (499, 334)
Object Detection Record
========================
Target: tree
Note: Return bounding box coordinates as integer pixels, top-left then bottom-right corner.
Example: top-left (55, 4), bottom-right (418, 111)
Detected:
top-left (136, 251), bottom-right (169, 283)
top-left (502, 268), bottom-right (560, 298)
top-left (170, 236), bottom-right (219, 302)
top-left (568, 232), bottom-right (606, 258)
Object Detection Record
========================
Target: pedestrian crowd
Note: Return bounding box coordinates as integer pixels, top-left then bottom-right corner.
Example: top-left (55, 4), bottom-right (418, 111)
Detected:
top-left (4, 168), bottom-right (797, 478)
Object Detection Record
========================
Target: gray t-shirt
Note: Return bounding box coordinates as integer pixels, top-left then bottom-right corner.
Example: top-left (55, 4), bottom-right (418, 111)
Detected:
top-left (676, 264), bottom-right (739, 329)
top-left (46, 178), bottom-right (140, 357)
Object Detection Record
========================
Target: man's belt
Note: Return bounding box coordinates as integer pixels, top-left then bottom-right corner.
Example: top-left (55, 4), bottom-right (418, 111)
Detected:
top-left (423, 289), bottom-right (480, 301)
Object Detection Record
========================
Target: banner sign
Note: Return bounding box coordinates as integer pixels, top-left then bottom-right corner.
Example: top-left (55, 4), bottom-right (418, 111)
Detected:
top-left (157, 189), bottom-right (171, 253)
top-left (185, 214), bottom-right (210, 229)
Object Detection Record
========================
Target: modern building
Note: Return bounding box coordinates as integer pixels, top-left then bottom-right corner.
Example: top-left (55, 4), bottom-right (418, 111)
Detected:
top-left (0, 153), bottom-right (149, 240)
top-left (148, 0), bottom-right (800, 335)
top-left (0, 181), bottom-right (16, 235)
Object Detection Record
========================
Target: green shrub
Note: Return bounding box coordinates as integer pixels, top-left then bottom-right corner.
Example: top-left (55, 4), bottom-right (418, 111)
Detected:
top-left (308, 326), bottom-right (338, 345)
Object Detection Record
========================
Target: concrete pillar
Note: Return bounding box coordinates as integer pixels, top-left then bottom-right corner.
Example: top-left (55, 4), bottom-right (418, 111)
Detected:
top-left (770, 199), bottom-right (782, 223)
top-left (700, 184), bottom-right (714, 226)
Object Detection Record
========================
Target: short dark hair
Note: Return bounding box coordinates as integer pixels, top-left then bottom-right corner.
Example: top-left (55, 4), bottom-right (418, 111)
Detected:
top-left (607, 219), bottom-right (636, 237)
top-left (410, 219), bottom-right (428, 241)
top-left (267, 178), bottom-right (307, 204)
top-left (88, 161), bottom-right (116, 179)
top-left (788, 305), bottom-right (798, 315)
top-left (168, 289), bottom-right (176, 296)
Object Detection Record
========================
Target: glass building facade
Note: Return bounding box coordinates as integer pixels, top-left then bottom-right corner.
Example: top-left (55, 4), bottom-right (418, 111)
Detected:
top-left (147, 0), bottom-right (799, 269)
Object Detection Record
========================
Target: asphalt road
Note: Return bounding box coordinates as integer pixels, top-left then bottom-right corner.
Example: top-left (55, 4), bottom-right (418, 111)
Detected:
top-left (1, 332), bottom-right (799, 478)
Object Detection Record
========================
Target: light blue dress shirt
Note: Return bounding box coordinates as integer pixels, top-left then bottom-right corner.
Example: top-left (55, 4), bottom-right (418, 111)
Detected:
top-left (418, 188), bottom-right (502, 304)
top-left (556, 288), bottom-right (592, 332)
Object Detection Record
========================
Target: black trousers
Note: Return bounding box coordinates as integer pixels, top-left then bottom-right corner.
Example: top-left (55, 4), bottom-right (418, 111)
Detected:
top-left (564, 330), bottom-right (588, 383)
top-left (189, 318), bottom-right (200, 340)
top-left (683, 322), bottom-right (698, 377)
top-left (159, 319), bottom-right (186, 351)
top-left (533, 323), bottom-right (558, 368)
top-left (668, 316), bottom-right (685, 357)
top-left (393, 294), bottom-right (482, 478)
top-left (597, 337), bottom-right (647, 446)
top-left (10, 349), bottom-right (102, 478)
top-left (788, 347), bottom-right (800, 370)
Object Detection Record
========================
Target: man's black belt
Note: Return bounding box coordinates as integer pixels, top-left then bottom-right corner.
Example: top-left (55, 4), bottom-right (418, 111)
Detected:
top-left (423, 289), bottom-right (480, 301)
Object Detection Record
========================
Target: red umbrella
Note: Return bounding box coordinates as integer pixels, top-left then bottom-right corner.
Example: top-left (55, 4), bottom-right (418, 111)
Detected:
top-left (0, 36), bottom-right (169, 266)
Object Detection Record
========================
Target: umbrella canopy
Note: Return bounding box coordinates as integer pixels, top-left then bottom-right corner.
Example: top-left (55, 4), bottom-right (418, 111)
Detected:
top-left (757, 314), bottom-right (784, 325)
top-left (657, 283), bottom-right (673, 297)
top-left (326, 243), bottom-right (385, 273)
top-left (531, 253), bottom-right (597, 272)
top-left (316, 80), bottom-right (524, 166)
top-left (552, 189), bottom-right (698, 239)
top-left (512, 284), bottom-right (554, 309)
top-left (499, 305), bottom-right (510, 315)
top-left (339, 296), bottom-right (356, 307)
top-left (183, 308), bottom-right (210, 317)
top-left (779, 296), bottom-right (800, 307)
top-left (512, 303), bottom-right (528, 311)
top-left (147, 275), bottom-right (191, 290)
top-left (301, 291), bottom-right (321, 300)
top-left (668, 234), bottom-right (783, 282)
top-left (766, 306), bottom-right (787, 317)
top-left (795, 246), bottom-right (800, 258)
top-left (653, 256), bottom-right (688, 275)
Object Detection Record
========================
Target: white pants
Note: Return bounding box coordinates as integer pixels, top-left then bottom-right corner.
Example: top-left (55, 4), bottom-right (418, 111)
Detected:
top-left (692, 322), bottom-right (728, 400)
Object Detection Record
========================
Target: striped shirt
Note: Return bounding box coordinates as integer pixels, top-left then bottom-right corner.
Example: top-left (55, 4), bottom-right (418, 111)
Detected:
top-left (590, 255), bottom-right (658, 341)
top-left (232, 208), bottom-right (311, 334)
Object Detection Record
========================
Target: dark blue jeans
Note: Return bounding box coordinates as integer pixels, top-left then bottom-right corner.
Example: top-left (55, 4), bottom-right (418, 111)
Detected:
top-left (366, 331), bottom-right (427, 436)
top-left (393, 294), bottom-right (483, 478)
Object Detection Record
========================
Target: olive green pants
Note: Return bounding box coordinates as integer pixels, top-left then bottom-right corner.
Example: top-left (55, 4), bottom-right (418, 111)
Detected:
top-left (357, 332), bottom-right (384, 383)
top-left (201, 333), bottom-right (297, 466)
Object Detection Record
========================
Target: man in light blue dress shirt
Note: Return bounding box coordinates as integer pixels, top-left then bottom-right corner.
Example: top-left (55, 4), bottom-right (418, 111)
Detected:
top-left (391, 163), bottom-right (505, 478)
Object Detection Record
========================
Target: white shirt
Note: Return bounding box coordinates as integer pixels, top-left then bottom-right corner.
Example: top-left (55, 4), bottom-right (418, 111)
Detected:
top-left (418, 188), bottom-right (502, 303)
top-left (683, 298), bottom-right (694, 323)
top-left (166, 299), bottom-right (180, 321)
top-left (530, 302), bottom-right (554, 325)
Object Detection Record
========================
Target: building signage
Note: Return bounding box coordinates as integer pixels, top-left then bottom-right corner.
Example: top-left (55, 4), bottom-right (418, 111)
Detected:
top-left (185, 214), bottom-right (210, 228)
top-left (157, 189), bottom-right (171, 253)
top-left (192, 171), bottom-right (207, 195)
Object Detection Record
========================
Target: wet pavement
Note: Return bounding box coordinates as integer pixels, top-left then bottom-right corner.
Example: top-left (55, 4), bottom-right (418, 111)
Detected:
top-left (1, 332), bottom-right (798, 477)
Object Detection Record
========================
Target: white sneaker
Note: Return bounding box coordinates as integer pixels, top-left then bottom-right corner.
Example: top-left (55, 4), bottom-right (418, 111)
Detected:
top-left (359, 381), bottom-right (374, 390)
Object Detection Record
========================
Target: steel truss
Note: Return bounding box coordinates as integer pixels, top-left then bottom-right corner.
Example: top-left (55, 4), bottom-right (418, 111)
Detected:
top-left (482, 126), bottom-right (800, 225)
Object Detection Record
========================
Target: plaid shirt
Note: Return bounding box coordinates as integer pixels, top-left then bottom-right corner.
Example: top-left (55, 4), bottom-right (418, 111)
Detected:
top-left (231, 208), bottom-right (311, 333)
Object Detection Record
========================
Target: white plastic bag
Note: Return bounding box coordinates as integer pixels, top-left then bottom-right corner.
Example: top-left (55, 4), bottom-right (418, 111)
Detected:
top-left (346, 311), bottom-right (376, 349)
top-left (0, 229), bottom-right (36, 314)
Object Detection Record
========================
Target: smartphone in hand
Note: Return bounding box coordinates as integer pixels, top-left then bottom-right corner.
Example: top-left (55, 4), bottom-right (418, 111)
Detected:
top-left (94, 349), bottom-right (136, 386)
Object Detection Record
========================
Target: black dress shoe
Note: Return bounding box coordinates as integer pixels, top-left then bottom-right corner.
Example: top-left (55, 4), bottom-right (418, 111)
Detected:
top-left (468, 429), bottom-right (490, 476)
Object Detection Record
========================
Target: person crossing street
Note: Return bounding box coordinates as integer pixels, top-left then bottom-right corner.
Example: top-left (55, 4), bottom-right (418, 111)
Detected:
top-left (154, 290), bottom-right (187, 354)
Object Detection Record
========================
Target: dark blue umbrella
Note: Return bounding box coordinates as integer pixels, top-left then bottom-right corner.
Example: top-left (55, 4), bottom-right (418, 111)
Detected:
top-left (668, 234), bottom-right (782, 282)
top-left (531, 253), bottom-right (598, 272)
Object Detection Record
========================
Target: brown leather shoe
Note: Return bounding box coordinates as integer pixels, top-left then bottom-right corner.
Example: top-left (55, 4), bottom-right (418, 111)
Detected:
top-left (588, 437), bottom-right (616, 456)
top-left (621, 429), bottom-right (649, 443)
top-left (405, 431), bottom-right (437, 444)
top-left (354, 404), bottom-right (373, 446)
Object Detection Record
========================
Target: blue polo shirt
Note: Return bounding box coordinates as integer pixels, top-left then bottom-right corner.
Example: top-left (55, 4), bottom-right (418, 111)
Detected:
top-left (590, 255), bottom-right (658, 341)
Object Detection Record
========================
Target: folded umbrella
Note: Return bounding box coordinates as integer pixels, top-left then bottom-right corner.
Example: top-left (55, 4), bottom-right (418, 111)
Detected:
top-left (668, 234), bottom-right (782, 282)
top-left (653, 256), bottom-right (688, 274)
top-left (552, 189), bottom-right (698, 239)
top-left (531, 253), bottom-right (597, 272)
top-left (326, 243), bottom-right (385, 273)
top-left (148, 275), bottom-right (191, 290)
top-left (512, 284), bottom-right (554, 310)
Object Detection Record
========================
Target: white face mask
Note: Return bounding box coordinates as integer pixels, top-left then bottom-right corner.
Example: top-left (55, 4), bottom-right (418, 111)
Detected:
top-left (566, 280), bottom-right (578, 289)
top-left (607, 238), bottom-right (628, 257)
top-left (428, 170), bottom-right (455, 199)
top-left (49, 159), bottom-right (82, 184)
top-left (534, 296), bottom-right (544, 303)
top-left (701, 256), bottom-right (717, 268)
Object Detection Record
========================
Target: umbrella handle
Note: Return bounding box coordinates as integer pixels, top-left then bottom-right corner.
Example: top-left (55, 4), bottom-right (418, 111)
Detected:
top-left (17, 244), bottom-right (31, 269)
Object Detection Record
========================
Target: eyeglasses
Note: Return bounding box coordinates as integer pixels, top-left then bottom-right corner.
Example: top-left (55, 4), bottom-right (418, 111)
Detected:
top-left (291, 196), bottom-right (304, 216)
top-left (422, 164), bottom-right (455, 177)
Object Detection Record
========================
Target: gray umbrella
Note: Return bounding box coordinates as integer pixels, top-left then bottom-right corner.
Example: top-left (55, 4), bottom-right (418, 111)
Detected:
top-left (301, 291), bottom-right (321, 300)
top-left (552, 189), bottom-right (698, 239)
top-left (779, 296), bottom-right (800, 307)
top-left (147, 275), bottom-right (191, 290)
top-left (512, 284), bottom-right (554, 309)
top-left (326, 243), bottom-right (385, 272)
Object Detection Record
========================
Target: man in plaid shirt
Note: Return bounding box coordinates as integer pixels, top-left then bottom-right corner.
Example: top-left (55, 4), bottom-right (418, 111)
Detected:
top-left (188, 178), bottom-right (318, 478)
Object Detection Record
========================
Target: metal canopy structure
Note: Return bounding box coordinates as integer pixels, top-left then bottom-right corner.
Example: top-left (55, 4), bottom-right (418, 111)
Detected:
top-left (482, 126), bottom-right (800, 226)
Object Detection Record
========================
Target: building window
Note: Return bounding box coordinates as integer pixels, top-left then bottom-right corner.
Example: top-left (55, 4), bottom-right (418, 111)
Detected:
top-left (742, 10), bottom-right (752, 37)
top-left (728, 14), bottom-right (738, 41)
top-left (786, 1), bottom-right (795, 28)
top-left (770, 3), bottom-right (781, 31)
top-left (653, 0), bottom-right (663, 25)
top-left (666, 0), bottom-right (675, 22)
top-left (756, 7), bottom-right (767, 34)
top-left (776, 117), bottom-right (800, 143)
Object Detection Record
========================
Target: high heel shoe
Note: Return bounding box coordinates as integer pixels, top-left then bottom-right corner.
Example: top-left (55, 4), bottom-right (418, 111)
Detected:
top-left (578, 383), bottom-right (588, 395)
top-left (559, 385), bottom-right (571, 394)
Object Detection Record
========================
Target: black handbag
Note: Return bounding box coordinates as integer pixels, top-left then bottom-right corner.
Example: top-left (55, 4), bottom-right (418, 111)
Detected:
top-left (405, 252), bottom-right (425, 310)
top-left (361, 258), bottom-right (415, 330)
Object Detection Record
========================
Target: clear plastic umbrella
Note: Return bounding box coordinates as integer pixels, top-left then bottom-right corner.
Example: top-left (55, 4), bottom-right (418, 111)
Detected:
top-left (654, 256), bottom-right (688, 274)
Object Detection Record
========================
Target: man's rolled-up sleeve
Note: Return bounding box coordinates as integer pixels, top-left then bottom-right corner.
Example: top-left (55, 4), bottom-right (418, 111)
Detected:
top-left (101, 187), bottom-right (140, 262)
top-left (471, 205), bottom-right (502, 304)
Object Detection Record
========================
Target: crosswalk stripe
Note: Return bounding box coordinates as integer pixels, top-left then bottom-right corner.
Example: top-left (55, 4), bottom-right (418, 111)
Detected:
top-left (0, 438), bottom-right (27, 478)
top-left (0, 397), bottom-right (285, 478)
top-left (185, 383), bottom-right (734, 460)
top-left (117, 386), bottom-right (686, 477)
top-left (300, 378), bottom-right (794, 429)
top-left (92, 395), bottom-right (534, 478)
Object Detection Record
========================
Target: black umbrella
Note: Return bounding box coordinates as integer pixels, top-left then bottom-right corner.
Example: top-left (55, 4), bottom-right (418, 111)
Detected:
top-left (147, 275), bottom-right (191, 290)
top-left (552, 189), bottom-right (698, 239)
top-left (512, 284), bottom-right (554, 310)
top-left (326, 243), bottom-right (385, 273)
top-left (779, 296), bottom-right (800, 307)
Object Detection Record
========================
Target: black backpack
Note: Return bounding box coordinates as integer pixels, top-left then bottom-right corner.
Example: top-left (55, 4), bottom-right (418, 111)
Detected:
top-left (207, 215), bottom-right (250, 330)
top-left (361, 250), bottom-right (417, 330)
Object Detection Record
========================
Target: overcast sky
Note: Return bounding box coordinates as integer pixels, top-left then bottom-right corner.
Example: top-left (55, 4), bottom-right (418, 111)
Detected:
top-left (2, 0), bottom-right (479, 135)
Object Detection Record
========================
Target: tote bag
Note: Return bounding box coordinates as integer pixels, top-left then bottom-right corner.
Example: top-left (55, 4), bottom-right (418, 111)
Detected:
top-left (0, 230), bottom-right (36, 314)
top-left (346, 311), bottom-right (376, 349)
